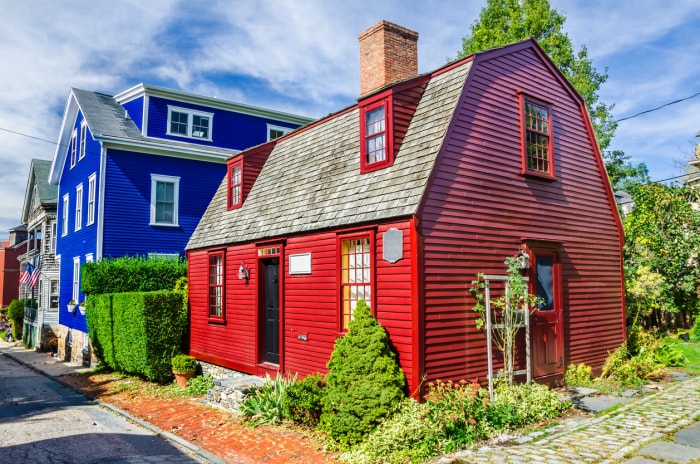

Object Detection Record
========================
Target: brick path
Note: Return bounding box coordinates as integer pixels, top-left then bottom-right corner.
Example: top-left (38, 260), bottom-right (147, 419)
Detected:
top-left (445, 374), bottom-right (700, 463)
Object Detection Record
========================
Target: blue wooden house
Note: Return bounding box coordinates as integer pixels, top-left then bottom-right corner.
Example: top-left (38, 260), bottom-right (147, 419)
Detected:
top-left (48, 84), bottom-right (313, 363)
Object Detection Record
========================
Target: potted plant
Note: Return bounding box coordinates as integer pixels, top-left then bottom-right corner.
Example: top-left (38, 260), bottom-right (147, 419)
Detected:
top-left (67, 300), bottom-right (77, 313)
top-left (78, 301), bottom-right (86, 315)
top-left (171, 354), bottom-right (198, 387)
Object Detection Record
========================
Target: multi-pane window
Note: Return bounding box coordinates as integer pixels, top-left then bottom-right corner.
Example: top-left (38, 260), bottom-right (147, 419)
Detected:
top-left (340, 236), bottom-right (372, 330)
top-left (229, 163), bottom-right (242, 208)
top-left (365, 106), bottom-right (386, 164)
top-left (79, 122), bottom-right (87, 160)
top-left (209, 252), bottom-right (224, 319)
top-left (70, 130), bottom-right (77, 168)
top-left (150, 174), bottom-right (180, 226)
top-left (50, 221), bottom-right (57, 254)
top-left (360, 98), bottom-right (393, 173)
top-left (62, 194), bottom-right (69, 236)
top-left (49, 279), bottom-right (59, 311)
top-left (167, 106), bottom-right (213, 141)
top-left (75, 183), bottom-right (83, 231)
top-left (72, 257), bottom-right (80, 303)
top-left (523, 100), bottom-right (553, 175)
top-left (267, 124), bottom-right (292, 141)
top-left (87, 174), bottom-right (96, 225)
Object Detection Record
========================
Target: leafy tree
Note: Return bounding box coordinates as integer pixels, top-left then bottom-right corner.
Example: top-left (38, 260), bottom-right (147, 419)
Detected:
top-left (605, 150), bottom-right (651, 191)
top-left (623, 183), bottom-right (700, 329)
top-left (319, 300), bottom-right (406, 447)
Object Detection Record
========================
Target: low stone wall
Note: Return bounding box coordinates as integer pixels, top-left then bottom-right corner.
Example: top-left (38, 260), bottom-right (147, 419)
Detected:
top-left (198, 361), bottom-right (266, 413)
top-left (56, 325), bottom-right (97, 366)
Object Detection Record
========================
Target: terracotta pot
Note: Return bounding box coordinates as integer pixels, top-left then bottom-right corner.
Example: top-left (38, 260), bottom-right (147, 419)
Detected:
top-left (173, 370), bottom-right (195, 388)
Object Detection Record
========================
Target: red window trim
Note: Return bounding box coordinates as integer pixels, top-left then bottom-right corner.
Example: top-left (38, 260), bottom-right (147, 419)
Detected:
top-left (336, 230), bottom-right (376, 333)
top-left (359, 97), bottom-right (394, 173)
top-left (207, 250), bottom-right (225, 322)
top-left (227, 160), bottom-right (243, 210)
top-left (518, 92), bottom-right (557, 181)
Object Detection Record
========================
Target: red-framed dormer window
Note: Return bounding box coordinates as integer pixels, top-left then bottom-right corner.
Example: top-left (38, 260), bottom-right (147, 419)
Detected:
top-left (228, 161), bottom-right (243, 209)
top-left (208, 250), bottom-right (225, 321)
top-left (360, 97), bottom-right (394, 173)
top-left (520, 94), bottom-right (556, 180)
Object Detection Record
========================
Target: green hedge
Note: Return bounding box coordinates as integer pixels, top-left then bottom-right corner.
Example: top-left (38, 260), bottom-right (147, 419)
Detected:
top-left (86, 291), bottom-right (188, 382)
top-left (82, 256), bottom-right (187, 295)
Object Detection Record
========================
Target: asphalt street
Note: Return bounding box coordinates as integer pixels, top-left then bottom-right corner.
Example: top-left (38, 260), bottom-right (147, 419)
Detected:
top-left (0, 352), bottom-right (203, 463)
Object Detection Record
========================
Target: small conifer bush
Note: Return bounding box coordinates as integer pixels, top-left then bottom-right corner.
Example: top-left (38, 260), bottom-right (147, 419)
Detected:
top-left (319, 300), bottom-right (406, 447)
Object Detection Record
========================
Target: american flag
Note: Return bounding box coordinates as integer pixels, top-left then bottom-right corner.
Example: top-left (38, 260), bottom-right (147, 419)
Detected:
top-left (19, 262), bottom-right (40, 288)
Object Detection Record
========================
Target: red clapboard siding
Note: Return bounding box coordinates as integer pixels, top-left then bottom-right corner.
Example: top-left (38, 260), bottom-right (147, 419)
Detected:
top-left (419, 46), bottom-right (624, 384)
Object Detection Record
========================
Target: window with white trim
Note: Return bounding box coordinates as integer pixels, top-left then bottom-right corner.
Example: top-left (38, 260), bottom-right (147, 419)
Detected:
top-left (166, 105), bottom-right (213, 141)
top-left (79, 121), bottom-right (87, 160)
top-left (87, 174), bottom-right (96, 226)
top-left (150, 174), bottom-right (180, 226)
top-left (62, 194), bottom-right (69, 236)
top-left (86, 253), bottom-right (94, 263)
top-left (75, 183), bottom-right (83, 231)
top-left (267, 124), bottom-right (292, 141)
top-left (49, 279), bottom-right (59, 311)
top-left (70, 130), bottom-right (77, 168)
top-left (72, 257), bottom-right (80, 303)
top-left (50, 221), bottom-right (57, 254)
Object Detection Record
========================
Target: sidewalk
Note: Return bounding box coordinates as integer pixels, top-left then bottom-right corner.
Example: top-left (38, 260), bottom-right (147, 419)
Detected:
top-left (2, 339), bottom-right (699, 464)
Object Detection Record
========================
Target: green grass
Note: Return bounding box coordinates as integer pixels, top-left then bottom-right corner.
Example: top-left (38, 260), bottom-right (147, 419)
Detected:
top-left (669, 338), bottom-right (700, 373)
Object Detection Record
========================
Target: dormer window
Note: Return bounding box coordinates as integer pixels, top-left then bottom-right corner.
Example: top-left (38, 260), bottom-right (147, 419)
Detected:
top-left (360, 97), bottom-right (394, 173)
top-left (267, 124), bottom-right (292, 141)
top-left (167, 105), bottom-right (213, 141)
top-left (228, 161), bottom-right (243, 209)
top-left (520, 94), bottom-right (556, 179)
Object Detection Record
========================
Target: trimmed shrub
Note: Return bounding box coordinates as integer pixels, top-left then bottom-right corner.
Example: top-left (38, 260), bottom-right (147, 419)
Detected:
top-left (285, 373), bottom-right (325, 427)
top-left (319, 300), bottom-right (406, 447)
top-left (564, 363), bottom-right (592, 387)
top-left (85, 290), bottom-right (188, 381)
top-left (82, 256), bottom-right (187, 295)
top-left (7, 298), bottom-right (34, 341)
top-left (171, 354), bottom-right (197, 373)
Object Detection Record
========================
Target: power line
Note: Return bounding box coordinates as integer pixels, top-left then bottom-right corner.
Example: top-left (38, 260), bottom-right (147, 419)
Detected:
top-left (0, 127), bottom-right (63, 146)
top-left (615, 91), bottom-right (700, 123)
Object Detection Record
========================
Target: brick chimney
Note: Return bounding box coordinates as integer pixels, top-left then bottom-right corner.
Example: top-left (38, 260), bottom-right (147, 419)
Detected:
top-left (358, 20), bottom-right (419, 97)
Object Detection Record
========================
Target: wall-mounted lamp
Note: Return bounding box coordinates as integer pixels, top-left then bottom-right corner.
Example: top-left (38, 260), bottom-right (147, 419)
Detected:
top-left (238, 263), bottom-right (249, 281)
top-left (516, 250), bottom-right (530, 270)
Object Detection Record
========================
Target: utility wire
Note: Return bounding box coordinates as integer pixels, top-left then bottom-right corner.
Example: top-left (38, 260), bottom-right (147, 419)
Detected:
top-left (0, 127), bottom-right (63, 146)
top-left (615, 91), bottom-right (700, 123)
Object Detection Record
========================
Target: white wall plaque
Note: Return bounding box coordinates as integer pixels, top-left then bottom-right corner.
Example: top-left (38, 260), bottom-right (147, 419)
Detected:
top-left (289, 253), bottom-right (312, 274)
top-left (383, 228), bottom-right (403, 263)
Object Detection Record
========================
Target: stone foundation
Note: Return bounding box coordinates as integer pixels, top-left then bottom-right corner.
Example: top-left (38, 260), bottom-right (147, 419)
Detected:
top-left (199, 361), bottom-right (266, 413)
top-left (56, 325), bottom-right (97, 366)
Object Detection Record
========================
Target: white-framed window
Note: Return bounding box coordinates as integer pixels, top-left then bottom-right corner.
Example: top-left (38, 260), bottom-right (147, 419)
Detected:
top-left (166, 105), bottom-right (213, 141)
top-left (150, 174), bottom-right (180, 226)
top-left (75, 183), bottom-right (83, 231)
top-left (50, 221), bottom-right (57, 254)
top-left (86, 253), bottom-right (94, 263)
top-left (267, 124), bottom-right (292, 141)
top-left (62, 194), bottom-right (69, 236)
top-left (87, 173), bottom-right (96, 226)
top-left (72, 257), bottom-right (80, 303)
top-left (79, 121), bottom-right (87, 160)
top-left (70, 130), bottom-right (77, 168)
top-left (49, 279), bottom-right (59, 311)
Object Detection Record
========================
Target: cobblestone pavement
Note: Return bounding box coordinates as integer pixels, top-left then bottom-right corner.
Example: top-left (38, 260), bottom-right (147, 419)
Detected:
top-left (443, 374), bottom-right (700, 464)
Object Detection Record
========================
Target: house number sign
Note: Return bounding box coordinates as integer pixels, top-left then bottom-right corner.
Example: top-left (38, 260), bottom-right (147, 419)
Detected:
top-left (383, 228), bottom-right (403, 263)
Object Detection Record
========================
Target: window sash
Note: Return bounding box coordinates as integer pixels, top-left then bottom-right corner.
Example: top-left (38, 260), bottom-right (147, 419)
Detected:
top-left (72, 258), bottom-right (80, 302)
top-left (167, 106), bottom-right (213, 141)
top-left (62, 195), bottom-right (69, 236)
top-left (150, 174), bottom-right (179, 226)
top-left (79, 123), bottom-right (87, 160)
top-left (523, 101), bottom-right (552, 174)
top-left (87, 175), bottom-right (96, 225)
top-left (229, 164), bottom-right (242, 207)
top-left (340, 237), bottom-right (372, 330)
top-left (170, 111), bottom-right (188, 135)
top-left (49, 279), bottom-right (59, 311)
top-left (208, 253), bottom-right (224, 318)
top-left (75, 184), bottom-right (83, 231)
top-left (364, 106), bottom-right (386, 164)
top-left (70, 131), bottom-right (77, 168)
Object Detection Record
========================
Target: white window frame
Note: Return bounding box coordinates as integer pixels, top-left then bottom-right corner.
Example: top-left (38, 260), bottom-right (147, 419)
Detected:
top-left (72, 257), bottom-right (80, 303)
top-left (75, 183), bottom-right (83, 231)
top-left (50, 221), bottom-right (57, 254)
top-left (267, 123), bottom-right (292, 141)
top-left (87, 173), bottom-right (96, 226)
top-left (62, 194), bottom-right (69, 236)
top-left (70, 130), bottom-right (77, 168)
top-left (166, 105), bottom-right (214, 141)
top-left (86, 253), bottom-right (94, 263)
top-left (79, 121), bottom-right (87, 160)
top-left (150, 174), bottom-right (180, 227)
top-left (49, 279), bottom-right (59, 311)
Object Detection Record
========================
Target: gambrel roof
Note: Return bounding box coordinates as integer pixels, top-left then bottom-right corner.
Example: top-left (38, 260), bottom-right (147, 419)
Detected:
top-left (187, 58), bottom-right (473, 250)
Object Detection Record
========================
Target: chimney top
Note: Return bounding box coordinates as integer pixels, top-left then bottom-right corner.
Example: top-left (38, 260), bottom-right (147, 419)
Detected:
top-left (358, 20), bottom-right (419, 97)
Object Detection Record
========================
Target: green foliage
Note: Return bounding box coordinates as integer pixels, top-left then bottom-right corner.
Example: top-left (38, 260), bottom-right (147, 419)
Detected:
top-left (423, 379), bottom-right (489, 452)
top-left (186, 373), bottom-right (215, 396)
top-left (320, 300), bottom-right (406, 447)
top-left (340, 399), bottom-right (442, 464)
top-left (693, 315), bottom-right (700, 342)
top-left (564, 363), bottom-right (592, 387)
top-left (623, 184), bottom-right (700, 327)
top-left (82, 256), bottom-right (187, 295)
top-left (605, 150), bottom-right (650, 191)
top-left (171, 354), bottom-right (197, 373)
top-left (7, 298), bottom-right (34, 340)
top-left (285, 373), bottom-right (325, 427)
top-left (240, 374), bottom-right (295, 426)
top-left (488, 381), bottom-right (571, 430)
top-left (85, 291), bottom-right (188, 382)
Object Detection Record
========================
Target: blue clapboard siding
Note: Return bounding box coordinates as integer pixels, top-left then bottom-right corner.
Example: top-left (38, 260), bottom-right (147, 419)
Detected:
top-left (101, 149), bottom-right (226, 258)
top-left (56, 111), bottom-right (101, 333)
top-left (121, 96), bottom-right (144, 132)
top-left (146, 96), bottom-right (300, 149)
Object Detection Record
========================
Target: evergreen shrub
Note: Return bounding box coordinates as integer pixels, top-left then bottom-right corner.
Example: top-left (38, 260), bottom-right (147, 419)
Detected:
top-left (285, 373), bottom-right (325, 427)
top-left (319, 300), bottom-right (406, 447)
top-left (7, 298), bottom-right (34, 340)
top-left (82, 256), bottom-right (187, 295)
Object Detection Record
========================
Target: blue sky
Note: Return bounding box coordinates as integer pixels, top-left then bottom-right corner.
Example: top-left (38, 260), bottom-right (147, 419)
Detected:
top-left (0, 0), bottom-right (699, 241)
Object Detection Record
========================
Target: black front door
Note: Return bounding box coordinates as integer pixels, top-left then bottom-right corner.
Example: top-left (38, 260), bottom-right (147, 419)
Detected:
top-left (262, 258), bottom-right (280, 364)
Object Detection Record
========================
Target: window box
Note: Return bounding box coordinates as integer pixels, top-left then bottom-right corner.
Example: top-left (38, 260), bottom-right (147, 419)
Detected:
top-left (67, 301), bottom-right (76, 313)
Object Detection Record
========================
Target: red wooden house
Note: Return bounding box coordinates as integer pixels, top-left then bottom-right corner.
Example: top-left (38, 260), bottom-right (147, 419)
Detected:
top-left (186, 21), bottom-right (625, 395)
